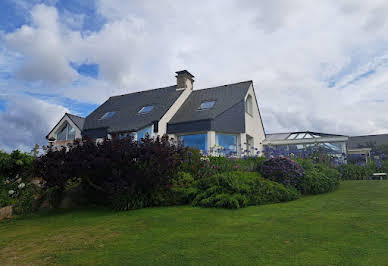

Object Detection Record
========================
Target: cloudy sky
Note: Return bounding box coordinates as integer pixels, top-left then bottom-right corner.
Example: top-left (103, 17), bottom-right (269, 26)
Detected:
top-left (1, 0), bottom-right (388, 152)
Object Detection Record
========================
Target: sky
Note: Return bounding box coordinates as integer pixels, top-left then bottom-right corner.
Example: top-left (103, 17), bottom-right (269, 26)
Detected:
top-left (1, 0), bottom-right (388, 152)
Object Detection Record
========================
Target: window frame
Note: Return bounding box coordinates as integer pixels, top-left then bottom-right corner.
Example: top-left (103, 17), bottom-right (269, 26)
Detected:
top-left (245, 95), bottom-right (253, 116)
top-left (99, 111), bottom-right (116, 120)
top-left (138, 105), bottom-right (154, 114)
top-left (198, 100), bottom-right (216, 110)
top-left (179, 133), bottom-right (208, 151)
top-left (215, 133), bottom-right (238, 155)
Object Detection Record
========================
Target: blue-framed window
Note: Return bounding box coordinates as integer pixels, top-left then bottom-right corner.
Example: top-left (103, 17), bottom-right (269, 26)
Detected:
top-left (216, 134), bottom-right (237, 155)
top-left (137, 126), bottom-right (152, 140)
top-left (180, 134), bottom-right (208, 151)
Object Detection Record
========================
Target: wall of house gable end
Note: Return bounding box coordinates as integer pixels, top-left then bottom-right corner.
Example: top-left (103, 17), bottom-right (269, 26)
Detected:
top-left (47, 115), bottom-right (82, 140)
top-left (244, 84), bottom-right (266, 154)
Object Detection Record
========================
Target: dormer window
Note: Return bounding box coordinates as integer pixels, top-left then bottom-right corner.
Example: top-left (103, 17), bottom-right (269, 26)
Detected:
top-left (199, 101), bottom-right (215, 110)
top-left (138, 105), bottom-right (154, 114)
top-left (99, 111), bottom-right (116, 120)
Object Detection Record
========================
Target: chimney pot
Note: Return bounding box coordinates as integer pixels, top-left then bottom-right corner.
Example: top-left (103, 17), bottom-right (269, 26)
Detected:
top-left (176, 70), bottom-right (194, 90)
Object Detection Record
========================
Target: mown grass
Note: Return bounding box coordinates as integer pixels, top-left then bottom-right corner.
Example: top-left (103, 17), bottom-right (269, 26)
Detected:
top-left (1, 181), bottom-right (388, 265)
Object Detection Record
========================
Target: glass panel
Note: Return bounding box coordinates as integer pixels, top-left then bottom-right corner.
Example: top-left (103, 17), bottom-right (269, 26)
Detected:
top-left (57, 125), bottom-right (67, 141)
top-left (119, 132), bottom-right (135, 140)
top-left (304, 134), bottom-right (313, 139)
top-left (287, 133), bottom-right (297, 139)
top-left (295, 133), bottom-right (306, 139)
top-left (137, 126), bottom-right (152, 140)
top-left (100, 111), bottom-right (116, 120)
top-left (67, 126), bottom-right (76, 140)
top-left (216, 134), bottom-right (237, 155)
top-left (245, 96), bottom-right (253, 115)
top-left (180, 134), bottom-right (207, 151)
top-left (199, 101), bottom-right (215, 110)
top-left (138, 106), bottom-right (154, 114)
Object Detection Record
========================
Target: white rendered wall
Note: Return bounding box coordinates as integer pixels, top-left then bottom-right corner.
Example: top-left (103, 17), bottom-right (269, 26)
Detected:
top-left (244, 84), bottom-right (266, 155)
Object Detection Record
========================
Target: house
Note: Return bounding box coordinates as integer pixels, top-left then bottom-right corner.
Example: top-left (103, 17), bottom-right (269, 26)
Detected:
top-left (46, 113), bottom-right (85, 147)
top-left (47, 70), bottom-right (266, 156)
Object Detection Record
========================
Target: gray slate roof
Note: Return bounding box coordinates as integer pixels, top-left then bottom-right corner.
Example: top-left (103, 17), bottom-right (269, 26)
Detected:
top-left (83, 85), bottom-right (183, 133)
top-left (348, 134), bottom-right (388, 149)
top-left (67, 113), bottom-right (85, 130)
top-left (168, 81), bottom-right (252, 124)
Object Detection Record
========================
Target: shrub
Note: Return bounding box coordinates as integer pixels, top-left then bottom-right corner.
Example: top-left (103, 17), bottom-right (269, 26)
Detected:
top-left (170, 172), bottom-right (198, 204)
top-left (260, 157), bottom-right (305, 188)
top-left (14, 183), bottom-right (39, 215)
top-left (337, 163), bottom-right (377, 180)
top-left (192, 171), bottom-right (299, 209)
top-left (0, 150), bottom-right (34, 182)
top-left (35, 135), bottom-right (187, 210)
top-left (300, 169), bottom-right (339, 194)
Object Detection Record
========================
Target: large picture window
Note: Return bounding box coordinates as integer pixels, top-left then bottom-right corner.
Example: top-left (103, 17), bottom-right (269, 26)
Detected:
top-left (56, 123), bottom-right (76, 141)
top-left (137, 126), bottom-right (152, 140)
top-left (216, 134), bottom-right (237, 155)
top-left (180, 134), bottom-right (207, 151)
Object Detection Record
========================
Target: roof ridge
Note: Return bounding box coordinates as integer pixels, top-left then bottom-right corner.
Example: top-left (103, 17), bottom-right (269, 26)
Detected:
top-left (350, 133), bottom-right (388, 138)
top-left (194, 80), bottom-right (252, 92)
top-left (110, 85), bottom-right (177, 98)
top-left (66, 113), bottom-right (85, 119)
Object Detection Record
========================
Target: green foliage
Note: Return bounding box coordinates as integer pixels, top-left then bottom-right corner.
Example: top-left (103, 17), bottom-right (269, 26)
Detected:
top-left (296, 159), bottom-right (340, 194)
top-left (45, 186), bottom-right (64, 208)
top-left (192, 171), bottom-right (299, 209)
top-left (0, 150), bottom-right (35, 181)
top-left (337, 163), bottom-right (378, 180)
top-left (170, 172), bottom-right (198, 204)
top-left (14, 183), bottom-right (38, 215)
top-left (300, 169), bottom-right (339, 194)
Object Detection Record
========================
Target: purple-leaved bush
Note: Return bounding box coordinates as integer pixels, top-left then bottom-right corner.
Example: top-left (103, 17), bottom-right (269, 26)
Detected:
top-left (260, 157), bottom-right (305, 188)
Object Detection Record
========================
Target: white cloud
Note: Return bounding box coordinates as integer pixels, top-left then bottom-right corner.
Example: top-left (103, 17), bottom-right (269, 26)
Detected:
top-left (1, 0), bottom-right (388, 152)
top-left (0, 94), bottom-right (68, 152)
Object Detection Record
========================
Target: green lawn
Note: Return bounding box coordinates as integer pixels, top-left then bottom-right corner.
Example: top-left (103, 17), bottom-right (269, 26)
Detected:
top-left (1, 181), bottom-right (388, 265)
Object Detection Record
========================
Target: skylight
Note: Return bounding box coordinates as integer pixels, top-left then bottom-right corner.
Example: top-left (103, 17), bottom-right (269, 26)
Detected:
top-left (138, 105), bottom-right (154, 114)
top-left (199, 101), bottom-right (215, 110)
top-left (99, 111), bottom-right (116, 120)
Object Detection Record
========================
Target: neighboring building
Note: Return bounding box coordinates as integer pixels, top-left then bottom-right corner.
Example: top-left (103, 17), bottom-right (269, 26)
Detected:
top-left (47, 70), bottom-right (266, 156)
top-left (263, 131), bottom-right (348, 162)
top-left (347, 134), bottom-right (388, 163)
top-left (46, 113), bottom-right (85, 149)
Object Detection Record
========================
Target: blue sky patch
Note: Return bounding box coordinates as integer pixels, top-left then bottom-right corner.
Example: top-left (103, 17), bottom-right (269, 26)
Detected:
top-left (0, 99), bottom-right (7, 112)
top-left (70, 62), bottom-right (99, 79)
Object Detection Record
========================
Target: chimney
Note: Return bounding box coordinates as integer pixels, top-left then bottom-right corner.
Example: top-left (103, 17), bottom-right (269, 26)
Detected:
top-left (176, 70), bottom-right (194, 90)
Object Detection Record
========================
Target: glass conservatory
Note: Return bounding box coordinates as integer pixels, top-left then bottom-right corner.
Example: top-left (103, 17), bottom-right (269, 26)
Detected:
top-left (263, 131), bottom-right (349, 163)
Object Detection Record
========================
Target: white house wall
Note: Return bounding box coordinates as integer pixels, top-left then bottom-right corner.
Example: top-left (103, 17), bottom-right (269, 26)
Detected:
top-left (244, 84), bottom-right (266, 154)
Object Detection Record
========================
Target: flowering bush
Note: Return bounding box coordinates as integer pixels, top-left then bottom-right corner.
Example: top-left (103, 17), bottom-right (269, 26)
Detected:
top-left (260, 157), bottom-right (305, 188)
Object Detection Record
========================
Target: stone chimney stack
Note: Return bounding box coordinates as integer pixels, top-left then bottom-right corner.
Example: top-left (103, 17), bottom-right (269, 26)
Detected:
top-left (176, 70), bottom-right (194, 90)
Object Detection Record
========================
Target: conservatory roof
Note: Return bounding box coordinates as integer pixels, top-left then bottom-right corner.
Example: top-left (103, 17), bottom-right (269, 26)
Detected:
top-left (264, 131), bottom-right (348, 145)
